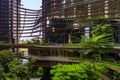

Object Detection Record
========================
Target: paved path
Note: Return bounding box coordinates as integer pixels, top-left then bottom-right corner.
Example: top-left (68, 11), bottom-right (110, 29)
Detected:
top-left (101, 74), bottom-right (111, 80)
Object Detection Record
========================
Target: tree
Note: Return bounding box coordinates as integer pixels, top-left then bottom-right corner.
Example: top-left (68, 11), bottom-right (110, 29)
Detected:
top-left (6, 58), bottom-right (43, 80)
top-left (0, 50), bottom-right (15, 72)
top-left (6, 60), bottom-right (30, 80)
top-left (0, 50), bottom-right (43, 79)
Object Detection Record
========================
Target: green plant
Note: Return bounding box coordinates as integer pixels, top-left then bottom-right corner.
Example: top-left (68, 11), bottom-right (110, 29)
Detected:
top-left (31, 67), bottom-right (43, 78)
top-left (26, 58), bottom-right (43, 78)
top-left (96, 16), bottom-right (106, 19)
top-left (79, 24), bottom-right (114, 62)
top-left (7, 60), bottom-right (30, 80)
top-left (64, 24), bottom-right (114, 61)
top-left (0, 50), bottom-right (43, 79)
top-left (51, 62), bottom-right (106, 80)
top-left (0, 64), bottom-right (4, 79)
top-left (0, 50), bottom-right (15, 72)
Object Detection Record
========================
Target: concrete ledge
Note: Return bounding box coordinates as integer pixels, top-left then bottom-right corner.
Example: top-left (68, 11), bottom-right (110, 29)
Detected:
top-left (30, 78), bottom-right (41, 80)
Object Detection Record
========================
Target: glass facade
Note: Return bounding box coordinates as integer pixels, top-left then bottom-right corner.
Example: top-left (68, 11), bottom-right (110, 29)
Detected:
top-left (42, 0), bottom-right (120, 43)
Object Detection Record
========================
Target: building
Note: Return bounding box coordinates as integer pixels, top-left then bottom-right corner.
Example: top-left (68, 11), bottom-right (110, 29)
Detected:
top-left (0, 0), bottom-right (20, 44)
top-left (41, 0), bottom-right (120, 43)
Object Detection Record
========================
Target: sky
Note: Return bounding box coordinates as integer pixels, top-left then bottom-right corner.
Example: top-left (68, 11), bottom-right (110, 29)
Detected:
top-left (21, 0), bottom-right (42, 10)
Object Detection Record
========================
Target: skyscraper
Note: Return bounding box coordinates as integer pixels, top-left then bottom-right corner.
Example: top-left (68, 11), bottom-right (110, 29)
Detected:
top-left (0, 0), bottom-right (20, 44)
top-left (41, 0), bottom-right (120, 43)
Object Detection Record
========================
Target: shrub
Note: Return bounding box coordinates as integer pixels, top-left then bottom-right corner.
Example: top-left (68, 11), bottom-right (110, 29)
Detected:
top-left (51, 62), bottom-right (106, 80)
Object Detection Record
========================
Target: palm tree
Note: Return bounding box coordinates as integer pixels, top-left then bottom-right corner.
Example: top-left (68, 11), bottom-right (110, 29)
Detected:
top-left (79, 24), bottom-right (114, 62)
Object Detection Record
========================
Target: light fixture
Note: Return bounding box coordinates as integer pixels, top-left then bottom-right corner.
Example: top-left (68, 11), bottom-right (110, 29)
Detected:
top-left (52, 27), bottom-right (55, 32)
top-left (73, 22), bottom-right (80, 29)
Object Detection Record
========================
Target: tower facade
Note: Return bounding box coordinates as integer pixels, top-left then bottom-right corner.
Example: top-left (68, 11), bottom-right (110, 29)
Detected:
top-left (0, 0), bottom-right (20, 44)
top-left (41, 0), bottom-right (120, 43)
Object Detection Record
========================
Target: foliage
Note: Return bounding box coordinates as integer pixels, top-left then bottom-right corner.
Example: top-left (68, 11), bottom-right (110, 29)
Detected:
top-left (0, 50), bottom-right (43, 79)
top-left (0, 50), bottom-right (15, 72)
top-left (51, 62), bottom-right (106, 80)
top-left (0, 64), bottom-right (4, 79)
top-left (0, 41), bottom-right (12, 46)
top-left (80, 24), bottom-right (113, 48)
top-left (101, 61), bottom-right (120, 70)
top-left (26, 58), bottom-right (43, 78)
top-left (6, 58), bottom-right (43, 80)
top-left (19, 38), bottom-right (52, 46)
top-left (91, 24), bottom-right (113, 37)
top-left (6, 60), bottom-right (29, 80)
top-left (100, 61), bottom-right (120, 79)
top-left (79, 24), bottom-right (114, 61)
top-left (15, 52), bottom-right (24, 59)
top-left (31, 67), bottom-right (43, 78)
top-left (64, 43), bottom-right (81, 46)
top-left (20, 37), bottom-right (41, 45)
top-left (96, 16), bottom-right (106, 19)
top-left (5, 58), bottom-right (43, 80)
top-left (71, 37), bottom-right (81, 43)
top-left (64, 24), bottom-right (114, 61)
